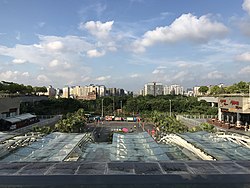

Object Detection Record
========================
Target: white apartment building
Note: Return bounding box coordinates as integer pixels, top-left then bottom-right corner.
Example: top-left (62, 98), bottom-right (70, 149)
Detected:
top-left (144, 82), bottom-right (164, 96)
top-left (164, 85), bottom-right (171, 95)
top-left (164, 84), bottom-right (184, 95)
top-left (193, 86), bottom-right (202, 96)
top-left (170, 84), bottom-right (184, 95)
top-left (62, 86), bottom-right (70, 98)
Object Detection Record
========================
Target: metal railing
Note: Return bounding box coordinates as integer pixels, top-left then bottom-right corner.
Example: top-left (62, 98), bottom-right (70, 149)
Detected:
top-left (12, 115), bottom-right (61, 134)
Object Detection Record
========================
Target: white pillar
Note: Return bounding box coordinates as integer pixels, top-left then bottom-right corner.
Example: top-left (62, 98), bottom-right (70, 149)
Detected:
top-left (218, 108), bottom-right (222, 121)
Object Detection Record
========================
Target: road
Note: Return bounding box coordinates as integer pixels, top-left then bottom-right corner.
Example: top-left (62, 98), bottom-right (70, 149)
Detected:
top-left (85, 121), bottom-right (153, 142)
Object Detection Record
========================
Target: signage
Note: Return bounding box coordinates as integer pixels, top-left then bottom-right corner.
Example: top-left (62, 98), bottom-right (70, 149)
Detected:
top-left (230, 100), bottom-right (239, 105)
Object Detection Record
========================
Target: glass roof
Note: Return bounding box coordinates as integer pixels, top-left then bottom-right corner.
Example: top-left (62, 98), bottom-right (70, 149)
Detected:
top-left (1, 132), bottom-right (87, 162)
top-left (178, 131), bottom-right (250, 160)
top-left (80, 132), bottom-right (170, 162)
top-left (1, 131), bottom-right (250, 162)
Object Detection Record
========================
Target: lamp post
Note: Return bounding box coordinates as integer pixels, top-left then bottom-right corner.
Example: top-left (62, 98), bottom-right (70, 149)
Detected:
top-left (169, 99), bottom-right (172, 117)
top-left (120, 100), bottom-right (123, 114)
top-left (101, 99), bottom-right (104, 118)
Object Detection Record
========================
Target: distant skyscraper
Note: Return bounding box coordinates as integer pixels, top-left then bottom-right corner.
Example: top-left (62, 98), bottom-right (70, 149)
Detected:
top-left (62, 86), bottom-right (70, 98)
top-left (144, 82), bottom-right (163, 96)
top-left (164, 85), bottom-right (171, 95)
top-left (46, 85), bottom-right (56, 97)
top-left (170, 84), bottom-right (184, 95)
top-left (193, 86), bottom-right (202, 96)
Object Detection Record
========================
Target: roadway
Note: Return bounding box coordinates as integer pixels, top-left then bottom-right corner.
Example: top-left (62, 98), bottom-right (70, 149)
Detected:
top-left (85, 121), bottom-right (154, 142)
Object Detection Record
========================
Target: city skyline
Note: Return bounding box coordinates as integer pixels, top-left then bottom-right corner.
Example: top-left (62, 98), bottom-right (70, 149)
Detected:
top-left (0, 0), bottom-right (250, 91)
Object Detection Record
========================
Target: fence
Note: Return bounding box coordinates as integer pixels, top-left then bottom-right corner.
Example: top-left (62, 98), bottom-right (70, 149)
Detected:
top-left (12, 115), bottom-right (61, 134)
top-left (176, 115), bottom-right (213, 128)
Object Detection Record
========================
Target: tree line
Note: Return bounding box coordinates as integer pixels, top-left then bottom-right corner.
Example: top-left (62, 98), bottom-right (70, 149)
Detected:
top-left (0, 81), bottom-right (47, 94)
top-left (21, 94), bottom-right (217, 116)
top-left (198, 81), bottom-right (250, 95)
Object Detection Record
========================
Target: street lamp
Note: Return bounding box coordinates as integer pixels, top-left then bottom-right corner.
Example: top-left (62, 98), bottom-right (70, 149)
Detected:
top-left (120, 100), bottom-right (123, 114)
top-left (169, 99), bottom-right (172, 117)
top-left (101, 99), bottom-right (104, 117)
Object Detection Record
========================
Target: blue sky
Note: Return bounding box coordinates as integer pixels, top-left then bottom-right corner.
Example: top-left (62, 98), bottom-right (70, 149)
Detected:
top-left (0, 0), bottom-right (250, 92)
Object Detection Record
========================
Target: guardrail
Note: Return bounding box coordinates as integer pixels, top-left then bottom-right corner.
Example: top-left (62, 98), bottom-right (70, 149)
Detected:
top-left (12, 115), bottom-right (61, 134)
top-left (176, 115), bottom-right (207, 128)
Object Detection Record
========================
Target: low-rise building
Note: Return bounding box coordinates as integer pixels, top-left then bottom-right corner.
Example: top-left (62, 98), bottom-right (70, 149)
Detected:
top-left (218, 94), bottom-right (250, 125)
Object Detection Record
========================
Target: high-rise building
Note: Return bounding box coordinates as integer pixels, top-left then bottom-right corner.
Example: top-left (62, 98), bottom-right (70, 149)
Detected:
top-left (185, 88), bottom-right (194, 96)
top-left (98, 85), bottom-right (106, 97)
top-left (62, 86), bottom-right (70, 98)
top-left (164, 85), bottom-right (171, 95)
top-left (193, 86), bottom-right (202, 96)
top-left (42, 85), bottom-right (56, 97)
top-left (170, 84), bottom-right (184, 95)
top-left (144, 82), bottom-right (164, 96)
top-left (139, 89), bottom-right (144, 96)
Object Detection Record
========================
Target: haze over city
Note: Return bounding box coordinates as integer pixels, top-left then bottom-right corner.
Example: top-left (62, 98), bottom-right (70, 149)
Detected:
top-left (0, 0), bottom-right (250, 91)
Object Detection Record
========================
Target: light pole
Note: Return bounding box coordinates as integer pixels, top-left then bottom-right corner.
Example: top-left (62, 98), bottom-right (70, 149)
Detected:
top-left (113, 97), bottom-right (115, 115)
top-left (101, 99), bottom-right (104, 118)
top-left (169, 99), bottom-right (172, 117)
top-left (120, 100), bottom-right (123, 113)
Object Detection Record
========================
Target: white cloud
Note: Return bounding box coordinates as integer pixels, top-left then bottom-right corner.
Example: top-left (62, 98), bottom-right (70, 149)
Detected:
top-left (38, 22), bottom-right (46, 28)
top-left (236, 52), bottom-right (250, 62)
top-left (87, 49), bottom-right (105, 57)
top-left (132, 13), bottom-right (228, 52)
top-left (152, 66), bottom-right (166, 74)
top-left (46, 41), bottom-right (64, 50)
top-left (152, 69), bottom-right (164, 74)
top-left (239, 66), bottom-right (250, 74)
top-left (0, 70), bottom-right (29, 81)
top-left (81, 76), bottom-right (91, 82)
top-left (173, 71), bottom-right (189, 80)
top-left (80, 20), bottom-right (114, 39)
top-left (96, 75), bottom-right (111, 81)
top-left (207, 71), bottom-right (224, 79)
top-left (243, 0), bottom-right (250, 15)
top-left (37, 74), bottom-right (51, 83)
top-left (16, 31), bottom-right (21, 41)
top-left (22, 72), bottom-right (29, 77)
top-left (130, 74), bottom-right (140, 78)
top-left (49, 59), bottom-right (59, 67)
top-left (0, 34), bottom-right (95, 87)
top-left (12, 58), bottom-right (26, 64)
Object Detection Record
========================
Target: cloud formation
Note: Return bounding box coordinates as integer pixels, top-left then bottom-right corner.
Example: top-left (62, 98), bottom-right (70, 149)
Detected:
top-left (87, 49), bottom-right (105, 58)
top-left (12, 59), bottom-right (26, 64)
top-left (80, 20), bottom-right (114, 39)
top-left (132, 13), bottom-right (228, 52)
top-left (236, 52), bottom-right (250, 62)
top-left (207, 71), bottom-right (224, 79)
top-left (243, 0), bottom-right (250, 15)
top-left (96, 75), bottom-right (111, 81)
top-left (0, 70), bottom-right (29, 81)
top-left (239, 66), bottom-right (250, 74)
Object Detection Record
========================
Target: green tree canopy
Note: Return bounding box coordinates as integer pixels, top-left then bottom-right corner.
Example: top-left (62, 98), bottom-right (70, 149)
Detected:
top-left (198, 86), bottom-right (209, 95)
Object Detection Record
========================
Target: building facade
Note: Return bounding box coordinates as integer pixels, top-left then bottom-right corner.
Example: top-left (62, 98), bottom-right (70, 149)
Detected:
top-left (218, 94), bottom-right (250, 125)
top-left (144, 82), bottom-right (164, 96)
top-left (62, 86), bottom-right (70, 98)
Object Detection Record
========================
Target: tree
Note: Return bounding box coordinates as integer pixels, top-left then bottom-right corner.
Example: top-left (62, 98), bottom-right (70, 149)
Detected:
top-left (209, 85), bottom-right (224, 95)
top-left (198, 86), bottom-right (209, 95)
top-left (55, 108), bottom-right (87, 133)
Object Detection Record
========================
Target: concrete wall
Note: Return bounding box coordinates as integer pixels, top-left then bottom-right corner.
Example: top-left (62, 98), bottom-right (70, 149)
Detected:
top-left (0, 97), bottom-right (20, 117)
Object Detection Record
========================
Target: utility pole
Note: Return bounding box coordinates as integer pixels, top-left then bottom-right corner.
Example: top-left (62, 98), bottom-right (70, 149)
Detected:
top-left (101, 99), bottom-right (104, 117)
top-left (169, 99), bottom-right (172, 117)
top-left (113, 96), bottom-right (115, 115)
top-left (249, 84), bottom-right (250, 103)
top-left (120, 100), bottom-right (123, 113)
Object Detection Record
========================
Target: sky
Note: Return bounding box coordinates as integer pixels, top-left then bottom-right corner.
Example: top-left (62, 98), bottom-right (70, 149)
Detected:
top-left (0, 0), bottom-right (250, 92)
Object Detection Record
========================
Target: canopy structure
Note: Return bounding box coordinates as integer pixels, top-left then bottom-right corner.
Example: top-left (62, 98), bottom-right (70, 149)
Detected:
top-left (81, 132), bottom-right (170, 162)
top-left (1, 132), bottom-right (91, 162)
top-left (178, 131), bottom-right (250, 160)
